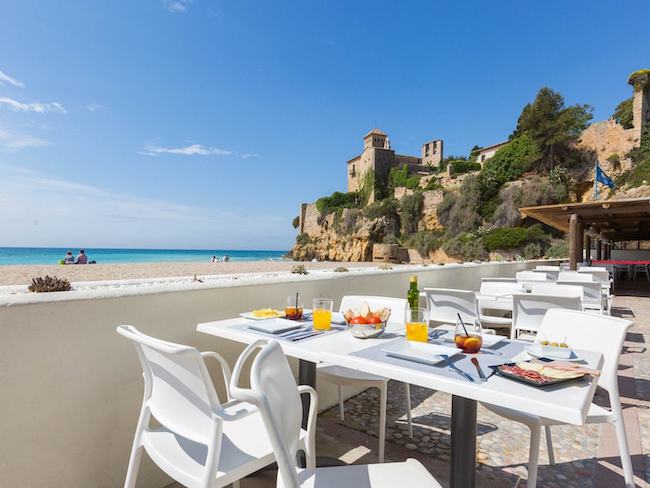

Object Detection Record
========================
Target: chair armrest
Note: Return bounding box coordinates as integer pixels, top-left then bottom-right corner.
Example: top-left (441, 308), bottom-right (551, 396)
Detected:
top-left (297, 385), bottom-right (318, 469)
top-left (201, 351), bottom-right (233, 402)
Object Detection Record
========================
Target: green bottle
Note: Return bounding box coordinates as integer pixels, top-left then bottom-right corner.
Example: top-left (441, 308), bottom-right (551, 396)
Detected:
top-left (407, 275), bottom-right (419, 310)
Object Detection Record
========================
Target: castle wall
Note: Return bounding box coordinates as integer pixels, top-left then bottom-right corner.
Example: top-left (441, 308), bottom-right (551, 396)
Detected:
top-left (632, 84), bottom-right (650, 143)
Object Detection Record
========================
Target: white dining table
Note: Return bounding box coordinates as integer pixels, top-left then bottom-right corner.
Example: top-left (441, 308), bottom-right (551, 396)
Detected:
top-left (197, 317), bottom-right (603, 488)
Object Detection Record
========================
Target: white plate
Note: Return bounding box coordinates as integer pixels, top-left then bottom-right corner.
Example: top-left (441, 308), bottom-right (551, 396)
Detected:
top-left (240, 310), bottom-right (285, 320)
top-left (525, 345), bottom-right (582, 361)
top-left (248, 318), bottom-right (303, 335)
top-left (382, 341), bottom-right (461, 366)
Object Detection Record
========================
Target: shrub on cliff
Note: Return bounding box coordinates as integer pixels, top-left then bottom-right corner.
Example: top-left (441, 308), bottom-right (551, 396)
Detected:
top-left (363, 198), bottom-right (399, 222)
top-left (389, 165), bottom-right (420, 191)
top-left (315, 191), bottom-right (360, 215)
top-left (400, 192), bottom-right (424, 235)
top-left (481, 134), bottom-right (541, 186)
top-left (296, 233), bottom-right (311, 245)
top-left (492, 177), bottom-right (568, 227)
top-left (545, 241), bottom-right (569, 259)
top-left (613, 97), bottom-right (634, 129)
top-left (618, 126), bottom-right (650, 188)
top-left (481, 224), bottom-right (549, 252)
top-left (449, 159), bottom-right (481, 175)
top-left (437, 178), bottom-right (482, 234)
top-left (443, 234), bottom-right (488, 262)
top-left (403, 229), bottom-right (444, 258)
top-left (292, 216), bottom-right (300, 229)
top-left (333, 208), bottom-right (361, 235)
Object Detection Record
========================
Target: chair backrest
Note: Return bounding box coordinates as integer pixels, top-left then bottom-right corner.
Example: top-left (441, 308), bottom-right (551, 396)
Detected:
top-left (559, 262), bottom-right (571, 270)
top-left (481, 277), bottom-right (517, 283)
top-left (116, 325), bottom-right (221, 444)
top-left (479, 281), bottom-right (524, 296)
top-left (578, 269), bottom-right (610, 284)
top-left (339, 296), bottom-right (408, 323)
top-left (579, 266), bottom-right (608, 272)
top-left (516, 271), bottom-right (549, 282)
top-left (230, 340), bottom-right (303, 488)
top-left (557, 280), bottom-right (603, 303)
top-left (424, 288), bottom-right (477, 324)
top-left (558, 271), bottom-right (595, 282)
top-left (533, 269), bottom-right (558, 280)
top-left (511, 293), bottom-right (582, 339)
top-left (539, 309), bottom-right (632, 394)
top-left (531, 283), bottom-right (584, 299)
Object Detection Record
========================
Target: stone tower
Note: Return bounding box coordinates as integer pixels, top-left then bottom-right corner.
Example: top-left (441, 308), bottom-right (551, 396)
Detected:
top-left (363, 128), bottom-right (389, 149)
top-left (421, 139), bottom-right (443, 167)
top-left (628, 69), bottom-right (650, 143)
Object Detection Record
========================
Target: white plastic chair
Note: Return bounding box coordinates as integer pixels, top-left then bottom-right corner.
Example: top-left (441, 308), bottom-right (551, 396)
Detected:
top-left (229, 339), bottom-right (442, 488)
top-left (516, 271), bottom-right (549, 282)
top-left (511, 293), bottom-right (582, 340)
top-left (318, 296), bottom-right (412, 462)
top-left (476, 282), bottom-right (524, 332)
top-left (558, 271), bottom-right (595, 282)
top-left (117, 325), bottom-right (315, 488)
top-left (530, 283), bottom-right (584, 299)
top-left (424, 288), bottom-right (478, 325)
top-left (557, 280), bottom-right (607, 314)
top-left (533, 268), bottom-right (559, 281)
top-left (482, 309), bottom-right (634, 488)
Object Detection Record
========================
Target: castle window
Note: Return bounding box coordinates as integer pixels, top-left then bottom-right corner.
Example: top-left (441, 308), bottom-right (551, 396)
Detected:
top-left (481, 154), bottom-right (486, 162)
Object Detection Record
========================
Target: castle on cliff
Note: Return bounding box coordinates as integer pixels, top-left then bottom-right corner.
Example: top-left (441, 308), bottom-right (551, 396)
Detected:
top-left (346, 129), bottom-right (443, 195)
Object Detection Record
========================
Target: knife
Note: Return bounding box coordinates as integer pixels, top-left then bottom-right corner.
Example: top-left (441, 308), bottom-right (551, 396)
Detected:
top-left (441, 354), bottom-right (474, 382)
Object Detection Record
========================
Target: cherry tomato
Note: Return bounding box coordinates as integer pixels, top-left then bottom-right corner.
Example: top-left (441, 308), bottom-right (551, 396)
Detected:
top-left (366, 315), bottom-right (382, 324)
top-left (350, 316), bottom-right (368, 324)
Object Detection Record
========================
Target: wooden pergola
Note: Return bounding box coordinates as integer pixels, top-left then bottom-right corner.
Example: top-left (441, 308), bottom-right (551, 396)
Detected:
top-left (520, 197), bottom-right (650, 269)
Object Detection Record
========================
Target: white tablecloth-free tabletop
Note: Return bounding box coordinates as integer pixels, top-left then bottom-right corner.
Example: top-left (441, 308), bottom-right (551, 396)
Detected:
top-left (197, 318), bottom-right (602, 425)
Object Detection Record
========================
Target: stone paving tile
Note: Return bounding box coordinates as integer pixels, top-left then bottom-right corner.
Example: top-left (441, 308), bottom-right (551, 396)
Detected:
top-left (321, 281), bottom-right (650, 487)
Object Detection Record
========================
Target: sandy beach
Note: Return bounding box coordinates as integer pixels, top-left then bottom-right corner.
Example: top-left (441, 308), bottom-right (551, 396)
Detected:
top-left (0, 260), bottom-right (381, 286)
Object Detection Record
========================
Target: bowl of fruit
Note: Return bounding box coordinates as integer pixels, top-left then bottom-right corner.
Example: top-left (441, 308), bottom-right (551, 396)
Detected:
top-left (342, 303), bottom-right (391, 339)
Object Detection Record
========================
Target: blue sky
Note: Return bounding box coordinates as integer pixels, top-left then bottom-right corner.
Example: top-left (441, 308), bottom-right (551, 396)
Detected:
top-left (0, 1), bottom-right (647, 250)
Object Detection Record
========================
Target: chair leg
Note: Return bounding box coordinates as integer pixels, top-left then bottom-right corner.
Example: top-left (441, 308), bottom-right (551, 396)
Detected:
top-left (378, 382), bottom-right (387, 463)
top-left (405, 383), bottom-right (413, 438)
top-left (544, 425), bottom-right (555, 465)
top-left (338, 385), bottom-right (345, 421)
top-left (612, 415), bottom-right (635, 487)
top-left (124, 407), bottom-right (150, 488)
top-left (526, 423), bottom-right (541, 488)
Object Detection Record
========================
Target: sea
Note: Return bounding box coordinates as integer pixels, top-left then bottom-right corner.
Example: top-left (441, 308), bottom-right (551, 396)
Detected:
top-left (0, 247), bottom-right (288, 265)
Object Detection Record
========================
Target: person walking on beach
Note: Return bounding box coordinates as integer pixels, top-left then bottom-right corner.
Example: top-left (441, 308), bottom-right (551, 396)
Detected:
top-left (76, 249), bottom-right (88, 264)
top-left (63, 251), bottom-right (75, 264)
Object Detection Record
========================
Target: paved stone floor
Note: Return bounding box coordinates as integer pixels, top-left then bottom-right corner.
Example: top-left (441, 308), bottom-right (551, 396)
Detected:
top-left (168, 280), bottom-right (650, 488)
top-left (319, 280), bottom-right (650, 487)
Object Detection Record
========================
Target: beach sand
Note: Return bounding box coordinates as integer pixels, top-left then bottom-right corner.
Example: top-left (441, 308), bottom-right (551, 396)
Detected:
top-left (0, 261), bottom-right (381, 286)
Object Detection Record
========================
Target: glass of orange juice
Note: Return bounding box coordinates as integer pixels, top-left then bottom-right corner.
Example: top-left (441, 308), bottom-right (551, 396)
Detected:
top-left (405, 308), bottom-right (428, 342)
top-left (312, 298), bottom-right (333, 331)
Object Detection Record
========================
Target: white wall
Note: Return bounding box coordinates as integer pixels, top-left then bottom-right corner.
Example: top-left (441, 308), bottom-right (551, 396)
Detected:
top-left (0, 261), bottom-right (548, 488)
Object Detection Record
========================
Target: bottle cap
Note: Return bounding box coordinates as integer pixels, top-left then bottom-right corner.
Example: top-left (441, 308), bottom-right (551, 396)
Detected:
top-left (410, 275), bottom-right (417, 283)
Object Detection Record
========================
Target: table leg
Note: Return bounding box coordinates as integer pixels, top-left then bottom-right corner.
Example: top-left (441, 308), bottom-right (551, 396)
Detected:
top-left (450, 395), bottom-right (477, 488)
top-left (298, 359), bottom-right (316, 430)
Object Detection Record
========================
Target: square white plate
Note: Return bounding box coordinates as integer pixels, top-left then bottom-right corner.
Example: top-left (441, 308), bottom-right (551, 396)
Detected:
top-left (382, 341), bottom-right (461, 366)
top-left (248, 318), bottom-right (303, 335)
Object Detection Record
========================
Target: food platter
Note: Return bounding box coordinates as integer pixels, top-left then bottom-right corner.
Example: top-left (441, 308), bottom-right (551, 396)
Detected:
top-left (490, 360), bottom-right (586, 387)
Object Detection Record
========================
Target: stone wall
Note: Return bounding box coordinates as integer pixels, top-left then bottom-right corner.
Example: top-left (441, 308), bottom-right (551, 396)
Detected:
top-left (420, 190), bottom-right (444, 230)
top-left (577, 119), bottom-right (637, 175)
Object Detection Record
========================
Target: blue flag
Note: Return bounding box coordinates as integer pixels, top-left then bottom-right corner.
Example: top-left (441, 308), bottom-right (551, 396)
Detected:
top-left (595, 164), bottom-right (615, 189)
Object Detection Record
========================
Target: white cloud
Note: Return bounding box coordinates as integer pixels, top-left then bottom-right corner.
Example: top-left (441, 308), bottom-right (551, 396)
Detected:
top-left (86, 102), bottom-right (108, 112)
top-left (0, 163), bottom-right (290, 249)
top-left (0, 69), bottom-right (24, 88)
top-left (0, 129), bottom-right (48, 152)
top-left (0, 97), bottom-right (66, 114)
top-left (241, 153), bottom-right (260, 159)
top-left (162, 0), bottom-right (193, 13)
top-left (141, 142), bottom-right (232, 156)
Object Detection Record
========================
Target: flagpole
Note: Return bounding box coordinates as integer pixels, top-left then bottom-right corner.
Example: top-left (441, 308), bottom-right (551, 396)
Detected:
top-left (593, 160), bottom-right (599, 201)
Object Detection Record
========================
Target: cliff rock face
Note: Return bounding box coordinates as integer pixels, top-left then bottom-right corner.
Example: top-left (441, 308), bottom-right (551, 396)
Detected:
top-left (577, 119), bottom-right (637, 176)
top-left (291, 206), bottom-right (398, 261)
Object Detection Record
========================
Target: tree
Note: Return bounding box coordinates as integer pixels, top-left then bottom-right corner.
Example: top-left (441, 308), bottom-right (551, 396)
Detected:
top-left (613, 97), bottom-right (634, 129)
top-left (511, 87), bottom-right (593, 170)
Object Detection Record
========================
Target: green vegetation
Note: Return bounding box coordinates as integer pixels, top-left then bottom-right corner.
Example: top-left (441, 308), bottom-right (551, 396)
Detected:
top-left (545, 241), bottom-right (569, 259)
top-left (315, 191), bottom-right (360, 215)
top-left (28, 275), bottom-right (72, 293)
top-left (402, 229), bottom-right (444, 258)
top-left (364, 198), bottom-right (399, 222)
top-left (617, 126), bottom-right (650, 188)
top-left (481, 134), bottom-right (541, 186)
top-left (399, 192), bottom-right (424, 235)
top-left (613, 98), bottom-right (634, 129)
top-left (389, 164), bottom-right (421, 191)
top-left (296, 233), bottom-right (311, 245)
top-left (482, 224), bottom-right (547, 252)
top-left (290, 264), bottom-right (309, 275)
top-left (443, 234), bottom-right (488, 262)
top-left (449, 159), bottom-right (481, 175)
top-left (423, 178), bottom-right (442, 191)
top-left (333, 208), bottom-right (361, 235)
top-left (292, 216), bottom-right (300, 229)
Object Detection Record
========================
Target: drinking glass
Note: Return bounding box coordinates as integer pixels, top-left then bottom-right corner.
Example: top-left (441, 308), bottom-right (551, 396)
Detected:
top-left (454, 318), bottom-right (483, 353)
top-left (285, 296), bottom-right (303, 321)
top-left (312, 298), bottom-right (333, 331)
top-left (405, 308), bottom-right (429, 342)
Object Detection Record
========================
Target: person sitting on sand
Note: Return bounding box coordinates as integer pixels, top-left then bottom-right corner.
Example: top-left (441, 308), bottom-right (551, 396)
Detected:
top-left (64, 251), bottom-right (75, 264)
top-left (223, 255), bottom-right (230, 262)
top-left (76, 249), bottom-right (88, 264)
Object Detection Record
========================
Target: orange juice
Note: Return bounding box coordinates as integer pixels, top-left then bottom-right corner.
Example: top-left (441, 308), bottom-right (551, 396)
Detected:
top-left (406, 321), bottom-right (428, 342)
top-left (313, 309), bottom-right (332, 330)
